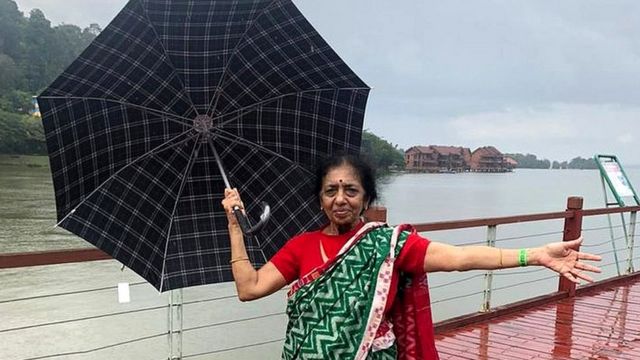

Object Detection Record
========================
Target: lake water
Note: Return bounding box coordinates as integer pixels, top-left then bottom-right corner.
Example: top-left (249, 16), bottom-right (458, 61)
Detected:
top-left (1, 156), bottom-right (639, 359)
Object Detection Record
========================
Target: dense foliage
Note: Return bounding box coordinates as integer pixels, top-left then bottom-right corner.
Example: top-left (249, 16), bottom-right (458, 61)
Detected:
top-left (360, 130), bottom-right (405, 171)
top-left (0, 0), bottom-right (99, 155)
top-left (0, 0), bottom-right (99, 113)
top-left (507, 153), bottom-right (598, 169)
top-left (552, 157), bottom-right (598, 170)
top-left (0, 109), bottom-right (46, 154)
top-left (505, 153), bottom-right (551, 169)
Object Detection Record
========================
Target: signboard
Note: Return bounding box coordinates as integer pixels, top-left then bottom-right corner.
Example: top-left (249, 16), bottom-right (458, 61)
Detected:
top-left (595, 155), bottom-right (639, 206)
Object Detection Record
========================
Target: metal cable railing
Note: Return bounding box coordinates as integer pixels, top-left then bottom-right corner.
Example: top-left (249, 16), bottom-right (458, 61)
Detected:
top-left (0, 281), bottom-right (148, 305)
top-left (430, 274), bottom-right (485, 289)
top-left (21, 332), bottom-right (167, 360)
top-left (0, 304), bottom-right (167, 334)
top-left (494, 230), bottom-right (565, 243)
top-left (431, 290), bottom-right (485, 305)
top-left (182, 338), bottom-right (285, 359)
top-left (2, 204), bottom-right (638, 360)
top-left (182, 312), bottom-right (286, 333)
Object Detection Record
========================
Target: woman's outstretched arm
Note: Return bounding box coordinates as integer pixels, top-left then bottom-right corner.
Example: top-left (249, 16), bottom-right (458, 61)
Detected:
top-left (423, 237), bottom-right (601, 283)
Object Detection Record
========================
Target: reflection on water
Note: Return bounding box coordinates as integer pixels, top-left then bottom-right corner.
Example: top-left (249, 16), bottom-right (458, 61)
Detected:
top-left (0, 156), bottom-right (87, 253)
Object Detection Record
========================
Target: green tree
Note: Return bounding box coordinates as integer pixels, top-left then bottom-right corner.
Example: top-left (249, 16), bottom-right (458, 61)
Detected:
top-left (360, 130), bottom-right (405, 171)
top-left (0, 90), bottom-right (31, 113)
top-left (0, 0), bottom-right (26, 60)
top-left (567, 157), bottom-right (597, 169)
top-left (505, 153), bottom-right (551, 169)
top-left (0, 54), bottom-right (22, 95)
top-left (23, 9), bottom-right (56, 92)
top-left (0, 1), bottom-right (100, 155)
top-left (53, 23), bottom-right (100, 72)
top-left (0, 109), bottom-right (46, 154)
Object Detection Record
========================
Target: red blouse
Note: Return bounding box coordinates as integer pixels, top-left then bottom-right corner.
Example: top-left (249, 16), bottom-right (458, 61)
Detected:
top-left (270, 222), bottom-right (430, 313)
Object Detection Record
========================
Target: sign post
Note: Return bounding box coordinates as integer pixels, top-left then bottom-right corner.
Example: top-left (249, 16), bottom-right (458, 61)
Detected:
top-left (594, 155), bottom-right (639, 274)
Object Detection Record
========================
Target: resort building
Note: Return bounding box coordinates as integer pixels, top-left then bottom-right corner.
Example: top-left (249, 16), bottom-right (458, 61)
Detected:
top-left (405, 145), bottom-right (471, 172)
top-left (469, 146), bottom-right (514, 172)
top-left (405, 146), bottom-right (438, 172)
top-left (405, 145), bottom-right (516, 172)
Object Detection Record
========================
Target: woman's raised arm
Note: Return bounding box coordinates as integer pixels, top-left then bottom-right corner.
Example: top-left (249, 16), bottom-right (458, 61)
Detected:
top-left (222, 188), bottom-right (288, 301)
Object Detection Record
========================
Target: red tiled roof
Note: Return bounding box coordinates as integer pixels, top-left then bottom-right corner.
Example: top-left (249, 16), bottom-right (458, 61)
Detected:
top-left (473, 146), bottom-right (503, 157)
top-left (430, 146), bottom-right (469, 156)
top-left (406, 146), bottom-right (434, 154)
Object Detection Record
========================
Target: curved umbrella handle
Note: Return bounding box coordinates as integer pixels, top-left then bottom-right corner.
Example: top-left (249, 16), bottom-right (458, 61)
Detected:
top-left (232, 201), bottom-right (271, 236)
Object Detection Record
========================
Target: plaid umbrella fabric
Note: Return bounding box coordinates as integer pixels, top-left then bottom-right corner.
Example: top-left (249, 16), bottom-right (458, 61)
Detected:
top-left (38, 0), bottom-right (369, 291)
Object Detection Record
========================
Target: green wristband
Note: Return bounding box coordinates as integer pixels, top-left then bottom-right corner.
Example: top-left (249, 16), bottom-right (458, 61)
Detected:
top-left (518, 248), bottom-right (528, 267)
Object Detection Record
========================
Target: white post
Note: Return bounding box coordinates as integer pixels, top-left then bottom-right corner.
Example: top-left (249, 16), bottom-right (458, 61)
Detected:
top-left (627, 211), bottom-right (637, 273)
top-left (168, 289), bottom-right (183, 360)
top-left (481, 225), bottom-right (497, 312)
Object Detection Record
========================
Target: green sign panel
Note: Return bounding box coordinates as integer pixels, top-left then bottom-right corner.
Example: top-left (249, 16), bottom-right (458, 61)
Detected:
top-left (595, 154), bottom-right (639, 206)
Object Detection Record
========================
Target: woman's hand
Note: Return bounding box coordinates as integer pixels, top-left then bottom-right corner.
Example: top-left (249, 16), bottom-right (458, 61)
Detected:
top-left (221, 188), bottom-right (245, 229)
top-left (534, 237), bottom-right (602, 283)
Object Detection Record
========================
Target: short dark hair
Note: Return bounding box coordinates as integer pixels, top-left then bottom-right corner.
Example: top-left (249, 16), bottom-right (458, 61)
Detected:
top-left (313, 154), bottom-right (377, 207)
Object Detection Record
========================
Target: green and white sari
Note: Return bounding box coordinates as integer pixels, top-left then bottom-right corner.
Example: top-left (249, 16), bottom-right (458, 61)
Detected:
top-left (282, 222), bottom-right (439, 359)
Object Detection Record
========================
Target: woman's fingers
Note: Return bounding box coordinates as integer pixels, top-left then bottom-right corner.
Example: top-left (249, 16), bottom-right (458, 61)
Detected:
top-left (578, 252), bottom-right (602, 261)
top-left (575, 261), bottom-right (601, 273)
top-left (571, 269), bottom-right (595, 283)
top-left (563, 237), bottom-right (583, 248)
top-left (563, 271), bottom-right (579, 284)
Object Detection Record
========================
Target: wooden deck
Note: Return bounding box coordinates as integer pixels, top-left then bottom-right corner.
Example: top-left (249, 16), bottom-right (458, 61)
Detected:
top-left (435, 274), bottom-right (640, 359)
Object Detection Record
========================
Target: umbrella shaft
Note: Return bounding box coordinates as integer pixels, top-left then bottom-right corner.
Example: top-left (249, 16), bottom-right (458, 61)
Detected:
top-left (208, 139), bottom-right (232, 189)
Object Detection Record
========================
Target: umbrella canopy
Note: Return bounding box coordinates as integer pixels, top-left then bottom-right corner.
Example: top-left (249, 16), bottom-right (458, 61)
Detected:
top-left (38, 0), bottom-right (369, 292)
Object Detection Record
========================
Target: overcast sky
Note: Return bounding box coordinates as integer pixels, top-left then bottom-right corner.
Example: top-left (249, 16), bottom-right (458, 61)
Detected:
top-left (14, 0), bottom-right (640, 164)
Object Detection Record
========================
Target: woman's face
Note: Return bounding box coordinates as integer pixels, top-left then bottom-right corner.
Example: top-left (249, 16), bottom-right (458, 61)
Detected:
top-left (320, 164), bottom-right (368, 230)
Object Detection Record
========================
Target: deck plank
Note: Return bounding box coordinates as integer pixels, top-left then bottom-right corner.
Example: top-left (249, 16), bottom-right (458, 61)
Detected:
top-left (435, 274), bottom-right (640, 359)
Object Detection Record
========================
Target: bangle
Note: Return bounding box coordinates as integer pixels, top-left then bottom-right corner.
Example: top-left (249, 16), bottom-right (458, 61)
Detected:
top-left (518, 249), bottom-right (528, 267)
top-left (498, 248), bottom-right (503, 268)
top-left (230, 257), bottom-right (250, 264)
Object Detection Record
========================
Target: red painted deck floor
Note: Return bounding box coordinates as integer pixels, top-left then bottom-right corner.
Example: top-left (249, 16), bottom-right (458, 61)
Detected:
top-left (435, 276), bottom-right (640, 359)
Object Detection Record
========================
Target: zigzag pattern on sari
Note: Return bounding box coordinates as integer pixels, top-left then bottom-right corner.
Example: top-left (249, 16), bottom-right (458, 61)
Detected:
top-left (282, 222), bottom-right (410, 359)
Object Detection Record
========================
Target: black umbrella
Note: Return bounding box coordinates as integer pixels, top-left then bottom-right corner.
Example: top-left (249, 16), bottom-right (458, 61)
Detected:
top-left (38, 0), bottom-right (369, 291)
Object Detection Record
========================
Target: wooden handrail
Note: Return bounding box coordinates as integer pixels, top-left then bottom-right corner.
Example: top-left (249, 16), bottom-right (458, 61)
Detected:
top-left (1, 202), bottom-right (637, 269)
top-left (411, 211), bottom-right (573, 232)
top-left (0, 248), bottom-right (111, 269)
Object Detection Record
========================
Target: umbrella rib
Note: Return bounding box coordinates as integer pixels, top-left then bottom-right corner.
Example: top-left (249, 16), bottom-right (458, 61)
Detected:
top-left (38, 95), bottom-right (194, 126)
top-left (159, 133), bottom-right (203, 292)
top-left (205, 0), bottom-right (280, 118)
top-left (214, 87), bottom-right (370, 129)
top-left (54, 129), bottom-right (198, 228)
top-left (137, 2), bottom-right (201, 117)
top-left (212, 129), bottom-right (313, 176)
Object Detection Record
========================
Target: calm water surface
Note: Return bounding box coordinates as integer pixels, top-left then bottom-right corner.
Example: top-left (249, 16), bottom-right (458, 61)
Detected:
top-left (1, 157), bottom-right (638, 359)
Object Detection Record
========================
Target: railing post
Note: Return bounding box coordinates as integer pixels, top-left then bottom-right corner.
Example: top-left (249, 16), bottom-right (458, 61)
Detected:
top-left (558, 197), bottom-right (583, 296)
top-left (168, 289), bottom-right (183, 360)
top-left (627, 211), bottom-right (637, 273)
top-left (481, 225), bottom-right (497, 312)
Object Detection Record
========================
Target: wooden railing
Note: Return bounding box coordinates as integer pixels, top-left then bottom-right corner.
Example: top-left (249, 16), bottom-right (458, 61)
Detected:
top-left (2, 197), bottom-right (639, 336)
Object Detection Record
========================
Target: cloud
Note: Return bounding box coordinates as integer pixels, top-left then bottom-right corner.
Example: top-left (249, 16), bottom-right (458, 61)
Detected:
top-left (617, 134), bottom-right (634, 144)
top-left (449, 111), bottom-right (574, 141)
top-left (13, 0), bottom-right (640, 164)
top-left (445, 103), bottom-right (640, 161)
top-left (14, 0), bottom-right (125, 27)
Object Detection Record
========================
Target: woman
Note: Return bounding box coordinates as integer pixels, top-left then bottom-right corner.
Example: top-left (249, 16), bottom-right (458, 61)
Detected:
top-left (222, 154), bottom-right (601, 359)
